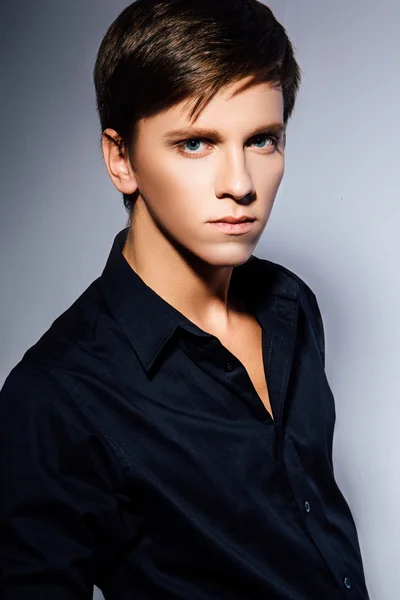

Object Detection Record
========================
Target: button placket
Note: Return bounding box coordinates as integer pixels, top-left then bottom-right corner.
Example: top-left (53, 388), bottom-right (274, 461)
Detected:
top-left (283, 438), bottom-right (361, 595)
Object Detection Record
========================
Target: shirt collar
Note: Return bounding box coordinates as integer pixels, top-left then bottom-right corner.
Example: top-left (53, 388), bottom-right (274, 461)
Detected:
top-left (99, 227), bottom-right (299, 373)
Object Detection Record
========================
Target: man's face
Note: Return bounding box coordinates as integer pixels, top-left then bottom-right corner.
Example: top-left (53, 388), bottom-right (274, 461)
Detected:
top-left (130, 78), bottom-right (285, 267)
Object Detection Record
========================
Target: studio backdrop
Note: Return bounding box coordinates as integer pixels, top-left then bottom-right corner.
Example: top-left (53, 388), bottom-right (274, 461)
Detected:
top-left (0, 1), bottom-right (398, 598)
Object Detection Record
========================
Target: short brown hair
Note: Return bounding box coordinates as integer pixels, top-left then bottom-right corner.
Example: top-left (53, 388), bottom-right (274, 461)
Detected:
top-left (93, 0), bottom-right (301, 215)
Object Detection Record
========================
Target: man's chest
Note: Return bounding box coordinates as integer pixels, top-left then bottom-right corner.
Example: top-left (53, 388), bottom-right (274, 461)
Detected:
top-left (216, 314), bottom-right (273, 419)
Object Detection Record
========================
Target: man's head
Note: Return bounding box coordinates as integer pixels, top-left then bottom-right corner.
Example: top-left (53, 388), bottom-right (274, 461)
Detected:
top-left (94, 0), bottom-right (301, 220)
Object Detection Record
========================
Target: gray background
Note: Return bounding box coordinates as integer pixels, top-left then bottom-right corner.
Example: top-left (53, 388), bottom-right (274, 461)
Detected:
top-left (1, 1), bottom-right (398, 598)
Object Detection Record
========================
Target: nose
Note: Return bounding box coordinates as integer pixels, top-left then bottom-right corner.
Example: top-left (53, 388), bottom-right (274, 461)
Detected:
top-left (215, 147), bottom-right (255, 203)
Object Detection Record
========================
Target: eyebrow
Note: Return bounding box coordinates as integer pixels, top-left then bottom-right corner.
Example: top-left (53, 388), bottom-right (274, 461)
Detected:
top-left (163, 122), bottom-right (287, 143)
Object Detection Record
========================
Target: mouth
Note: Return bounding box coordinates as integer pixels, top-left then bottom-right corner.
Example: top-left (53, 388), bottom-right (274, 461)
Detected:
top-left (209, 216), bottom-right (256, 224)
top-left (207, 220), bottom-right (256, 235)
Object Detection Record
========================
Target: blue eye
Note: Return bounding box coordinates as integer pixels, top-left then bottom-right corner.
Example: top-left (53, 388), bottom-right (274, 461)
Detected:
top-left (252, 135), bottom-right (273, 149)
top-left (184, 139), bottom-right (204, 152)
top-left (178, 134), bottom-right (278, 158)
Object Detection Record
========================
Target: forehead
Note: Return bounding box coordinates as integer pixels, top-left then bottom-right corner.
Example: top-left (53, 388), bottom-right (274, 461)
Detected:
top-left (138, 80), bottom-right (284, 137)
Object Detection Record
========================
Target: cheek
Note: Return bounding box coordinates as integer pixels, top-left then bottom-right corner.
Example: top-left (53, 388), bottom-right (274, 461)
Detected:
top-left (137, 153), bottom-right (210, 202)
top-left (273, 163), bottom-right (285, 189)
top-left (135, 156), bottom-right (206, 231)
top-left (252, 157), bottom-right (285, 195)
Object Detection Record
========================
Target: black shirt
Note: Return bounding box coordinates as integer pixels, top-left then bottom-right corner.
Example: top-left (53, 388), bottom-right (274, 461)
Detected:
top-left (0, 227), bottom-right (369, 600)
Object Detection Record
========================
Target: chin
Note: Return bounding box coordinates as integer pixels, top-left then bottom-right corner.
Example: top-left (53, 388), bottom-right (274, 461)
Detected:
top-left (199, 245), bottom-right (255, 268)
top-left (171, 234), bottom-right (257, 269)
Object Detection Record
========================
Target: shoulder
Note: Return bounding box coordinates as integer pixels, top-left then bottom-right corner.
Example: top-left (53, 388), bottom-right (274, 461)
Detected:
top-left (14, 276), bottom-right (111, 374)
top-left (251, 254), bottom-right (319, 303)
top-left (0, 273), bottom-right (120, 438)
top-left (251, 255), bottom-right (326, 363)
top-left (0, 276), bottom-right (117, 444)
top-left (0, 364), bottom-right (92, 444)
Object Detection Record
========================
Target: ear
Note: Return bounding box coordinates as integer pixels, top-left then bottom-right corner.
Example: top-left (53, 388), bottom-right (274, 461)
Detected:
top-left (101, 128), bottom-right (138, 195)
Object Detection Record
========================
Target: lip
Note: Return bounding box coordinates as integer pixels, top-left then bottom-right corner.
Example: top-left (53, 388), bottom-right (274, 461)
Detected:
top-left (208, 221), bottom-right (256, 234)
top-left (210, 216), bottom-right (256, 224)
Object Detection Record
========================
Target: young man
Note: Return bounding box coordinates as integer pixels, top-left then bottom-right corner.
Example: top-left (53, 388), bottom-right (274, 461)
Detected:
top-left (0, 1), bottom-right (369, 598)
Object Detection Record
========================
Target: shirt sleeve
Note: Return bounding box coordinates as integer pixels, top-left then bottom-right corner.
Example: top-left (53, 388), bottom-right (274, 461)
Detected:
top-left (0, 365), bottom-right (127, 600)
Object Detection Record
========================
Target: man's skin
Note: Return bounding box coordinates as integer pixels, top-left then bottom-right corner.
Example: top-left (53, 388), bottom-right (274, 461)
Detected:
top-left (102, 77), bottom-right (287, 419)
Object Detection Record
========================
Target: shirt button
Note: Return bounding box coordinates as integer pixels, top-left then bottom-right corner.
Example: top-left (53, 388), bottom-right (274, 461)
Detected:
top-left (225, 362), bottom-right (234, 372)
top-left (344, 577), bottom-right (351, 590)
top-left (304, 501), bottom-right (311, 514)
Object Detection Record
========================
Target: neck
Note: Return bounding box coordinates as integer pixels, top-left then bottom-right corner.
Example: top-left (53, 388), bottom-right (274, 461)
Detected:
top-left (122, 202), bottom-right (246, 336)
